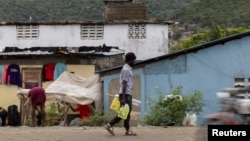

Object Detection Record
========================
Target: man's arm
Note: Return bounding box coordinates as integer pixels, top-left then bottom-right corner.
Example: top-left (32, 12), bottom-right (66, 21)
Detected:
top-left (121, 80), bottom-right (127, 105)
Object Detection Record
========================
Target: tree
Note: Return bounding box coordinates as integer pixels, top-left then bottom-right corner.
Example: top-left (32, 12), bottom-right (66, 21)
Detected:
top-left (169, 24), bottom-right (249, 53)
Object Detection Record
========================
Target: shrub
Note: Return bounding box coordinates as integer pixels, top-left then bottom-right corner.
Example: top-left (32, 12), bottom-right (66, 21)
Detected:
top-left (79, 110), bottom-right (113, 127)
top-left (45, 102), bottom-right (61, 126)
top-left (143, 86), bottom-right (204, 126)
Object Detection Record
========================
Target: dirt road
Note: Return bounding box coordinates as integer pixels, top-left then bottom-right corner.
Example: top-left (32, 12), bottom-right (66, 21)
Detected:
top-left (0, 125), bottom-right (208, 141)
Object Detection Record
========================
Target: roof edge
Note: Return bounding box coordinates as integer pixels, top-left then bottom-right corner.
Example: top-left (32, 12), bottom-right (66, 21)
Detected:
top-left (0, 20), bottom-right (173, 25)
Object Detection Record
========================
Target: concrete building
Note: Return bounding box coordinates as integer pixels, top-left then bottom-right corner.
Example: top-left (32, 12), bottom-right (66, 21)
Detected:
top-left (0, 0), bottom-right (172, 60)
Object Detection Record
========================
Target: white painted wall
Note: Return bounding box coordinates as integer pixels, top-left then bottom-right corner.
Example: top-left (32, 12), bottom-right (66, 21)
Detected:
top-left (0, 24), bottom-right (169, 60)
top-left (104, 24), bottom-right (169, 60)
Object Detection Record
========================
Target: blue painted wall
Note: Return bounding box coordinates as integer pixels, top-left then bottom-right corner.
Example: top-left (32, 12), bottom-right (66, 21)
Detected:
top-left (103, 36), bottom-right (250, 125)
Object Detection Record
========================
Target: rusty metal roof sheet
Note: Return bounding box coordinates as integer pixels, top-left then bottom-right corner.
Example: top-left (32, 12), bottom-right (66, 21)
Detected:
top-left (0, 19), bottom-right (173, 25)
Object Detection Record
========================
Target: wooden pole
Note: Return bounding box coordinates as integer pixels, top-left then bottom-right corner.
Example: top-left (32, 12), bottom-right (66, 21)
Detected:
top-left (63, 104), bottom-right (70, 126)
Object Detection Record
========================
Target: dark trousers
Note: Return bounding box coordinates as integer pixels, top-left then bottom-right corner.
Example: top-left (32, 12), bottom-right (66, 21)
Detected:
top-left (0, 110), bottom-right (7, 126)
top-left (109, 94), bottom-right (132, 131)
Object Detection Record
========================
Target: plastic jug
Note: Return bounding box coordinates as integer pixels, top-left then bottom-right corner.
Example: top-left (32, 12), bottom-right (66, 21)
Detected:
top-left (110, 97), bottom-right (120, 112)
top-left (118, 104), bottom-right (129, 119)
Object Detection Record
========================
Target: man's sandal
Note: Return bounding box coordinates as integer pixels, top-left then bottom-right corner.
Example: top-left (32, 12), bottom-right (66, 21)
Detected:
top-left (125, 131), bottom-right (137, 136)
top-left (104, 124), bottom-right (115, 136)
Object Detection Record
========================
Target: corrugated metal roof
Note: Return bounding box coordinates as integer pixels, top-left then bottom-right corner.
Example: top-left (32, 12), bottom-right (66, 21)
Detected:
top-left (0, 51), bottom-right (123, 56)
top-left (0, 19), bottom-right (173, 25)
top-left (0, 50), bottom-right (53, 55)
top-left (0, 46), bottom-right (124, 57)
top-left (0, 51), bottom-right (124, 60)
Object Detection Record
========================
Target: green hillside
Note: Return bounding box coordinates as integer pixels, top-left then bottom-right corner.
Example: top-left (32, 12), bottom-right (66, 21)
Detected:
top-left (138, 0), bottom-right (192, 19)
top-left (172, 0), bottom-right (250, 31)
top-left (0, 0), bottom-right (105, 21)
top-left (0, 0), bottom-right (191, 22)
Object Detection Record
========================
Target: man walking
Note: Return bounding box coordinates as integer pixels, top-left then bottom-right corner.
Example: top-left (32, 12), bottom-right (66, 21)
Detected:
top-left (105, 52), bottom-right (137, 136)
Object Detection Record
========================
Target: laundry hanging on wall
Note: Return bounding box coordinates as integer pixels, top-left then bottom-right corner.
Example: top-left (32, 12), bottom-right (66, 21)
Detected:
top-left (0, 64), bottom-right (4, 84)
top-left (2, 64), bottom-right (9, 84)
top-left (43, 63), bottom-right (56, 81)
top-left (54, 62), bottom-right (67, 80)
top-left (5, 64), bottom-right (22, 87)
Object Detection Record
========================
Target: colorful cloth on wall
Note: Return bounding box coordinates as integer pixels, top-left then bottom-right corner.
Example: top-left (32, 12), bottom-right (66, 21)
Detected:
top-left (2, 64), bottom-right (9, 84)
top-left (5, 64), bottom-right (21, 87)
top-left (0, 65), bottom-right (4, 84)
top-left (43, 63), bottom-right (56, 81)
top-left (53, 62), bottom-right (67, 80)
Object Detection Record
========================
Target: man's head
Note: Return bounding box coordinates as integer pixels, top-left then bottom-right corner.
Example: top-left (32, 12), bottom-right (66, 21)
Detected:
top-left (125, 52), bottom-right (136, 66)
